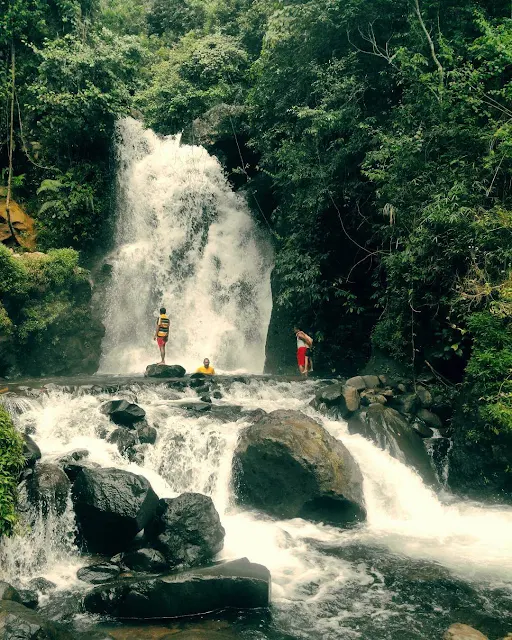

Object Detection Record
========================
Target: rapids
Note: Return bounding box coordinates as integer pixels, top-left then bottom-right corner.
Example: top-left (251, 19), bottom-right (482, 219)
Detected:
top-left (1, 378), bottom-right (511, 639)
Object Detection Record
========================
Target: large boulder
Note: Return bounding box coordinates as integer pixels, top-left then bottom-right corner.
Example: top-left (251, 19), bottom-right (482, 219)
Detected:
top-left (145, 493), bottom-right (225, 568)
top-left (232, 410), bottom-right (365, 519)
top-left (0, 600), bottom-right (72, 639)
top-left (72, 467), bottom-right (159, 553)
top-left (107, 428), bottom-right (138, 456)
top-left (83, 558), bottom-right (270, 619)
top-left (348, 404), bottom-right (437, 484)
top-left (311, 383), bottom-right (359, 417)
top-left (99, 400), bottom-right (145, 427)
top-left (443, 624), bottom-right (488, 640)
top-left (145, 364), bottom-right (186, 378)
top-left (22, 463), bottom-right (71, 516)
top-left (77, 563), bottom-right (121, 585)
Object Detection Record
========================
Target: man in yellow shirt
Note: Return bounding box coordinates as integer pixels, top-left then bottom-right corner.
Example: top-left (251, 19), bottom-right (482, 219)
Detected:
top-left (196, 358), bottom-right (215, 375)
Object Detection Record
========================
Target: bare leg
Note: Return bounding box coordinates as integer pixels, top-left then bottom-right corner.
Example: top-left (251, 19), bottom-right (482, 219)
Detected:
top-left (158, 343), bottom-right (166, 364)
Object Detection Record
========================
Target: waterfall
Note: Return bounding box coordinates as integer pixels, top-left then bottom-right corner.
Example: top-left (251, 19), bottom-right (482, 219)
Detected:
top-left (99, 118), bottom-right (273, 374)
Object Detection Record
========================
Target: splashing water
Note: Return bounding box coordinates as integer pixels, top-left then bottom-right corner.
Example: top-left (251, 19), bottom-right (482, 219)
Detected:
top-left (1, 379), bottom-right (511, 639)
top-left (99, 118), bottom-right (273, 374)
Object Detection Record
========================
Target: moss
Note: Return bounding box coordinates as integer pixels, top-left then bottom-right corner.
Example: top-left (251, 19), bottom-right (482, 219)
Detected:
top-left (0, 406), bottom-right (24, 536)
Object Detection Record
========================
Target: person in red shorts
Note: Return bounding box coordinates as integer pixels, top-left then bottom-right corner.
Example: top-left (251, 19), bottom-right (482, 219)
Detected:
top-left (154, 307), bottom-right (170, 364)
top-left (294, 327), bottom-right (313, 376)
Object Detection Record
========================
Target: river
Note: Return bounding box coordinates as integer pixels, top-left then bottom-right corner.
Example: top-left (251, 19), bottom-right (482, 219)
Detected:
top-left (1, 377), bottom-right (511, 639)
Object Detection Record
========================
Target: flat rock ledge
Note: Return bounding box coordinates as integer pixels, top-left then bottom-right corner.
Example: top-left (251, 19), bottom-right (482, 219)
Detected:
top-left (83, 558), bottom-right (270, 619)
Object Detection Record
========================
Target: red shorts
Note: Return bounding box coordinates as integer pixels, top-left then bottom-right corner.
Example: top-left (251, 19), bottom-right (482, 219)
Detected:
top-left (157, 337), bottom-right (167, 348)
top-left (297, 346), bottom-right (307, 367)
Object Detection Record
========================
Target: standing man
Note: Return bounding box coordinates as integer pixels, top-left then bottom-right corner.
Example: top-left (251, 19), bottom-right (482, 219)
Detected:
top-left (294, 327), bottom-right (313, 376)
top-left (154, 307), bottom-right (170, 364)
top-left (196, 358), bottom-right (215, 375)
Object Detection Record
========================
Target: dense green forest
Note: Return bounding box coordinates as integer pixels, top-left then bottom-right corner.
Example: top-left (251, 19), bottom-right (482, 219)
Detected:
top-left (1, 0), bottom-right (511, 496)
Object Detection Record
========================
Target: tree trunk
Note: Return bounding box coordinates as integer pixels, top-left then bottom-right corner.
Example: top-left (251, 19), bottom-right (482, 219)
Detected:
top-left (5, 41), bottom-right (21, 247)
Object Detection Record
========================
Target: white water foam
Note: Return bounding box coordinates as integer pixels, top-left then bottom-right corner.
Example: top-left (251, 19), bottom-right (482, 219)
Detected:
top-left (1, 380), bottom-right (511, 638)
top-left (99, 118), bottom-right (273, 375)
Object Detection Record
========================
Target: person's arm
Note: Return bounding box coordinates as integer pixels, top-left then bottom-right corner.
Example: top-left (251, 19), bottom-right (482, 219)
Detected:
top-left (154, 319), bottom-right (159, 340)
top-left (302, 332), bottom-right (313, 346)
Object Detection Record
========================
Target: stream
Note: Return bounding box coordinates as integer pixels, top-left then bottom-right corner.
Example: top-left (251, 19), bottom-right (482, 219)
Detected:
top-left (1, 377), bottom-right (511, 639)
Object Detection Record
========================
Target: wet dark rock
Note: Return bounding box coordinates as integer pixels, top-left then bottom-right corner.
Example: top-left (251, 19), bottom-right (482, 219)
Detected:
top-left (348, 404), bottom-right (437, 484)
top-left (145, 493), bottom-right (225, 568)
top-left (415, 385), bottom-right (433, 408)
top-left (200, 395), bottom-right (212, 403)
top-left (0, 582), bottom-right (21, 603)
top-left (120, 548), bottom-right (167, 573)
top-left (28, 578), bottom-right (56, 594)
top-left (212, 390), bottom-right (223, 399)
top-left (107, 428), bottom-right (138, 456)
top-left (55, 449), bottom-right (89, 467)
top-left (22, 434), bottom-right (41, 467)
top-left (411, 419), bottom-right (434, 438)
top-left (194, 384), bottom-right (211, 395)
top-left (210, 405), bottom-right (243, 422)
top-left (389, 392), bottom-right (420, 415)
top-left (174, 400), bottom-right (212, 413)
top-left (232, 409), bottom-right (365, 519)
top-left (145, 364), bottom-right (186, 378)
top-left (62, 461), bottom-right (99, 483)
top-left (241, 408), bottom-right (266, 423)
top-left (0, 600), bottom-right (73, 639)
top-left (136, 423), bottom-right (157, 445)
top-left (77, 563), bottom-right (121, 585)
top-left (417, 408), bottom-right (443, 430)
top-left (24, 463), bottom-right (71, 516)
top-left (83, 557), bottom-right (270, 619)
top-left (100, 400), bottom-right (145, 427)
top-left (17, 590), bottom-right (38, 610)
top-left (72, 467), bottom-right (159, 554)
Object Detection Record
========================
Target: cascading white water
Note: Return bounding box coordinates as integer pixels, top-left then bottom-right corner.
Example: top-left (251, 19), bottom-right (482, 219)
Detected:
top-left (100, 118), bottom-right (273, 374)
top-left (1, 380), bottom-right (511, 638)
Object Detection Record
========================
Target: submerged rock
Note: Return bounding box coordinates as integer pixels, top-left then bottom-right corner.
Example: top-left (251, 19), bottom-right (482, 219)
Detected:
top-left (0, 582), bottom-right (21, 603)
top-left (0, 600), bottom-right (72, 639)
top-left (100, 399), bottom-right (145, 427)
top-left (107, 427), bottom-right (138, 456)
top-left (232, 409), bottom-right (365, 519)
top-left (145, 493), bottom-right (225, 568)
top-left (17, 589), bottom-right (38, 610)
top-left (83, 558), bottom-right (270, 619)
top-left (348, 404), bottom-right (437, 484)
top-left (145, 364), bottom-right (186, 378)
top-left (72, 467), bottom-right (159, 553)
top-left (444, 623), bottom-right (488, 640)
top-left (22, 434), bottom-right (41, 467)
top-left (27, 578), bottom-right (56, 594)
top-left (136, 422), bottom-right (157, 445)
top-left (77, 563), bottom-right (121, 585)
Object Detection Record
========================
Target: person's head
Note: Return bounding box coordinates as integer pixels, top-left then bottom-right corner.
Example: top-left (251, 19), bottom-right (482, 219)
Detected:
top-left (160, 307), bottom-right (166, 315)
top-left (293, 327), bottom-right (300, 334)
top-left (203, 358), bottom-right (210, 368)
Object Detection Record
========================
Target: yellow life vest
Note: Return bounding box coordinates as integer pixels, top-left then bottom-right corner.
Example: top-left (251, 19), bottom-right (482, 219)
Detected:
top-left (157, 314), bottom-right (170, 338)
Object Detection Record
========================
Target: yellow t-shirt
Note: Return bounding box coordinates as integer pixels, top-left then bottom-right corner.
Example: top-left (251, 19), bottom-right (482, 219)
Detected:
top-left (196, 366), bottom-right (215, 375)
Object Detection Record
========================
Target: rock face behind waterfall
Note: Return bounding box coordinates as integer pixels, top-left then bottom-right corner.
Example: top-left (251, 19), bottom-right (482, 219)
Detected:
top-left (232, 409), bottom-right (365, 519)
top-left (72, 467), bottom-right (159, 553)
top-left (83, 558), bottom-right (270, 619)
top-left (348, 404), bottom-right (437, 484)
top-left (145, 493), bottom-right (225, 569)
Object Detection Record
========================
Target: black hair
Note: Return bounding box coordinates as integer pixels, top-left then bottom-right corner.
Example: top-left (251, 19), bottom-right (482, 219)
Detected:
top-left (160, 307), bottom-right (166, 314)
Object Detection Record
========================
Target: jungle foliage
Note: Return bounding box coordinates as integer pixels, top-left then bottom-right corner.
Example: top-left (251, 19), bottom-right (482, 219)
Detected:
top-left (0, 405), bottom-right (24, 537)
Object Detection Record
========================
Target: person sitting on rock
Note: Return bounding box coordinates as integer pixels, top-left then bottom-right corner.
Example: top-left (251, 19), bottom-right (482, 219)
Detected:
top-left (153, 307), bottom-right (170, 364)
top-left (196, 358), bottom-right (215, 375)
top-left (294, 327), bottom-right (313, 376)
